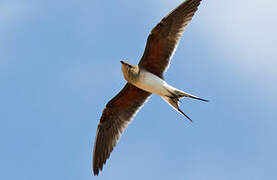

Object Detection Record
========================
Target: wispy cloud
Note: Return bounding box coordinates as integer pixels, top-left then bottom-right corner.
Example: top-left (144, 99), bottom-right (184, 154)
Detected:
top-left (0, 1), bottom-right (33, 27)
top-left (0, 1), bottom-right (39, 70)
top-left (156, 0), bottom-right (277, 78)
top-left (195, 0), bottom-right (277, 101)
top-left (199, 0), bottom-right (277, 68)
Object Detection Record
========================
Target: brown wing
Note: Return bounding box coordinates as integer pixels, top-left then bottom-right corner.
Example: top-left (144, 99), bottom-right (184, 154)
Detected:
top-left (139, 0), bottom-right (202, 78)
top-left (93, 83), bottom-right (151, 175)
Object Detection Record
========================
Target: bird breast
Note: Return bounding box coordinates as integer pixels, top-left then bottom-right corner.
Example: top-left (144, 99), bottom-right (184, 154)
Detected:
top-left (133, 71), bottom-right (169, 96)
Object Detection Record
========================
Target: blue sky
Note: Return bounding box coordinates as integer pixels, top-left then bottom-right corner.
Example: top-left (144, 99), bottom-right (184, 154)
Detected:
top-left (1, 0), bottom-right (277, 179)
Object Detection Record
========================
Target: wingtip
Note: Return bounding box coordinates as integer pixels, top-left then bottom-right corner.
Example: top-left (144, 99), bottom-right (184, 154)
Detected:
top-left (93, 165), bottom-right (99, 176)
top-left (93, 166), bottom-right (101, 176)
top-left (93, 170), bottom-right (98, 176)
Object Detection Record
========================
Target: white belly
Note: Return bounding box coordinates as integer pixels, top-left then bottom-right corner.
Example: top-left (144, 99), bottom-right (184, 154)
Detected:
top-left (133, 71), bottom-right (169, 96)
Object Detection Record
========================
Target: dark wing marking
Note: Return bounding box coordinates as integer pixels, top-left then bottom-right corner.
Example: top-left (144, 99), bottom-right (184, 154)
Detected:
top-left (139, 0), bottom-right (202, 78)
top-left (93, 83), bottom-right (151, 175)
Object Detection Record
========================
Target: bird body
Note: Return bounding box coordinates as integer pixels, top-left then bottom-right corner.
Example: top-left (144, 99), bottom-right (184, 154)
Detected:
top-left (134, 69), bottom-right (208, 103)
top-left (93, 0), bottom-right (207, 175)
top-left (121, 61), bottom-right (208, 119)
top-left (122, 64), bottom-right (169, 96)
top-left (137, 70), bottom-right (176, 96)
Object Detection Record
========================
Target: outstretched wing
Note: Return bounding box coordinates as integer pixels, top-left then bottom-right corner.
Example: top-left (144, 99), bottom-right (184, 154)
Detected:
top-left (139, 0), bottom-right (202, 78)
top-left (93, 83), bottom-right (151, 175)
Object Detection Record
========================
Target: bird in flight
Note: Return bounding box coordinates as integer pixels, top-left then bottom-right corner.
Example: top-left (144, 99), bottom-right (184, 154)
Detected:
top-left (93, 0), bottom-right (207, 175)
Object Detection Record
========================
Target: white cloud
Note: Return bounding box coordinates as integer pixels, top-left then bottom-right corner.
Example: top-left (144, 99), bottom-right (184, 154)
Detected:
top-left (158, 0), bottom-right (277, 106)
top-left (0, 1), bottom-right (31, 26)
top-left (195, 0), bottom-right (277, 100)
top-left (0, 1), bottom-right (39, 69)
top-left (161, 0), bottom-right (277, 70)
top-left (199, 0), bottom-right (277, 69)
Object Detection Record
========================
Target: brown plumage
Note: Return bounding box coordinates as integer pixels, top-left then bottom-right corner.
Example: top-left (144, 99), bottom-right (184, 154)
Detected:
top-left (139, 0), bottom-right (202, 78)
top-left (93, 83), bottom-right (151, 175)
top-left (93, 0), bottom-right (202, 175)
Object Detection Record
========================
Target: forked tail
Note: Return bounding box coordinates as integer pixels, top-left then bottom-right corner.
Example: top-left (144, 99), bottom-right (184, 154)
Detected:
top-left (162, 96), bottom-right (193, 121)
top-left (162, 88), bottom-right (208, 121)
top-left (170, 88), bottom-right (209, 102)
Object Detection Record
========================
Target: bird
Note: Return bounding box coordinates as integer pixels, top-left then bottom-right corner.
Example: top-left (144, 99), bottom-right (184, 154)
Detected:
top-left (93, 0), bottom-right (207, 175)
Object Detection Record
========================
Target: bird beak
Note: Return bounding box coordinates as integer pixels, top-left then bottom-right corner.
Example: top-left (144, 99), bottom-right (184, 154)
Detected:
top-left (120, 60), bottom-right (124, 64)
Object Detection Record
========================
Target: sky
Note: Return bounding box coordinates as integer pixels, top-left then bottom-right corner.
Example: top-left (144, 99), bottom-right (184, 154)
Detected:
top-left (1, 0), bottom-right (277, 179)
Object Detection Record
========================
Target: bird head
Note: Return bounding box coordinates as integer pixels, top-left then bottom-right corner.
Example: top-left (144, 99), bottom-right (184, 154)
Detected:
top-left (120, 60), bottom-right (139, 82)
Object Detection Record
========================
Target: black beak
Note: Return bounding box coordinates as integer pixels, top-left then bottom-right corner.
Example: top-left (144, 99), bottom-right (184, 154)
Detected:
top-left (120, 61), bottom-right (124, 64)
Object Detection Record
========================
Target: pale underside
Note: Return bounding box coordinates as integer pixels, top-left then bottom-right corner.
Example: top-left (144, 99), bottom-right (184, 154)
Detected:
top-left (134, 69), bottom-right (180, 97)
